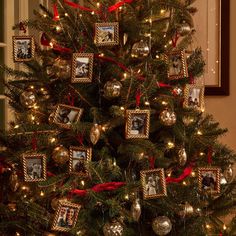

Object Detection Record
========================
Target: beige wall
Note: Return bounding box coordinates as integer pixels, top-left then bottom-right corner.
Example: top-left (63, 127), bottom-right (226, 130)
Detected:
top-left (205, 0), bottom-right (236, 152)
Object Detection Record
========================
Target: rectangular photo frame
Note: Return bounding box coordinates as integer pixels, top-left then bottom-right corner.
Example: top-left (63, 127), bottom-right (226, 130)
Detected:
top-left (183, 84), bottom-right (205, 112)
top-left (197, 167), bottom-right (220, 194)
top-left (71, 53), bottom-right (94, 83)
top-left (141, 168), bottom-right (167, 200)
top-left (69, 146), bottom-right (92, 177)
top-left (125, 109), bottom-right (150, 139)
top-left (165, 50), bottom-right (188, 80)
top-left (22, 153), bottom-right (46, 182)
top-left (12, 36), bottom-right (35, 62)
top-left (52, 104), bottom-right (83, 129)
top-left (94, 22), bottom-right (119, 46)
top-left (51, 201), bottom-right (81, 232)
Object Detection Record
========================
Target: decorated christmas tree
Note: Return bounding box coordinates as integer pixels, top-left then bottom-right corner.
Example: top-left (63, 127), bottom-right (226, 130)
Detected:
top-left (0, 0), bottom-right (235, 235)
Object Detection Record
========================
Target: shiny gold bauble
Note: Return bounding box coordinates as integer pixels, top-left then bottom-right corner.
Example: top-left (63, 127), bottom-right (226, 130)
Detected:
top-left (178, 202), bottom-right (194, 217)
top-left (159, 109), bottom-right (177, 126)
top-left (7, 202), bottom-right (17, 212)
top-left (52, 145), bottom-right (69, 164)
top-left (53, 58), bottom-right (71, 78)
top-left (103, 220), bottom-right (124, 236)
top-left (43, 232), bottom-right (56, 236)
top-left (20, 90), bottom-right (37, 108)
top-left (224, 164), bottom-right (234, 182)
top-left (177, 147), bottom-right (187, 166)
top-left (131, 198), bottom-right (141, 221)
top-left (9, 171), bottom-right (20, 192)
top-left (131, 40), bottom-right (150, 58)
top-left (104, 80), bottom-right (122, 99)
top-left (90, 123), bottom-right (101, 145)
top-left (38, 87), bottom-right (50, 101)
top-left (152, 216), bottom-right (172, 236)
top-left (177, 22), bottom-right (192, 36)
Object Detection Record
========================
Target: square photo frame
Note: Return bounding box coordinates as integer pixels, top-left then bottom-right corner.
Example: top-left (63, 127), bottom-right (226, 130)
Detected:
top-left (165, 50), bottom-right (188, 80)
top-left (140, 168), bottom-right (167, 200)
top-left (197, 167), bottom-right (220, 194)
top-left (52, 104), bottom-right (83, 129)
top-left (71, 53), bottom-right (94, 83)
top-left (94, 22), bottom-right (119, 46)
top-left (69, 146), bottom-right (92, 176)
top-left (51, 201), bottom-right (81, 232)
top-left (22, 153), bottom-right (46, 182)
top-left (12, 36), bottom-right (35, 62)
top-left (183, 84), bottom-right (205, 112)
top-left (125, 109), bottom-right (150, 139)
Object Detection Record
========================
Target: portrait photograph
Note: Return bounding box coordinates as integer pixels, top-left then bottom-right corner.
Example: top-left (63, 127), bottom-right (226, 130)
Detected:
top-left (52, 104), bottom-right (83, 129)
top-left (13, 36), bottom-right (35, 62)
top-left (125, 109), bottom-right (150, 139)
top-left (51, 201), bottom-right (81, 232)
top-left (183, 84), bottom-right (205, 112)
top-left (95, 22), bottom-right (119, 46)
top-left (141, 168), bottom-right (167, 199)
top-left (165, 50), bottom-right (188, 80)
top-left (22, 153), bottom-right (46, 182)
top-left (71, 53), bottom-right (94, 83)
top-left (197, 167), bottom-right (220, 194)
top-left (69, 146), bottom-right (92, 176)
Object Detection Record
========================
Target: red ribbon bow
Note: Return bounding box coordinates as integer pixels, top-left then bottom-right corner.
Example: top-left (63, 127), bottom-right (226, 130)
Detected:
top-left (166, 165), bottom-right (193, 183)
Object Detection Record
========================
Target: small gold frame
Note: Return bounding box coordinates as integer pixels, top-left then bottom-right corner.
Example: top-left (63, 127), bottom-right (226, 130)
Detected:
top-left (22, 153), bottom-right (46, 182)
top-left (94, 22), bottom-right (119, 46)
top-left (51, 200), bottom-right (81, 232)
top-left (12, 36), bottom-right (35, 62)
top-left (197, 167), bottom-right (220, 194)
top-left (52, 104), bottom-right (83, 129)
top-left (69, 146), bottom-right (92, 176)
top-left (71, 53), bottom-right (94, 83)
top-left (140, 168), bottom-right (167, 199)
top-left (165, 50), bottom-right (188, 80)
top-left (183, 84), bottom-right (205, 111)
top-left (125, 109), bottom-right (150, 139)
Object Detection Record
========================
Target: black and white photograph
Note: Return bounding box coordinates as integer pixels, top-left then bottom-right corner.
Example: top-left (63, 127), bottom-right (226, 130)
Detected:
top-left (13, 36), bottom-right (35, 62)
top-left (71, 53), bottom-right (93, 83)
top-left (198, 167), bottom-right (220, 194)
top-left (52, 201), bottom-right (81, 232)
top-left (141, 168), bottom-right (167, 199)
top-left (125, 109), bottom-right (150, 139)
top-left (95, 22), bottom-right (119, 46)
top-left (69, 146), bottom-right (92, 176)
top-left (53, 104), bottom-right (83, 129)
top-left (22, 154), bottom-right (46, 182)
top-left (188, 88), bottom-right (201, 108)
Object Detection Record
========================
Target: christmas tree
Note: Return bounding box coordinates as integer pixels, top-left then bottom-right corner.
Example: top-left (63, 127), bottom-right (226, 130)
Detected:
top-left (0, 0), bottom-right (235, 235)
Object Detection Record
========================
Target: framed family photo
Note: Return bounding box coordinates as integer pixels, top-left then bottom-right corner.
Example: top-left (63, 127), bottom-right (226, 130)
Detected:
top-left (51, 201), bottom-right (81, 232)
top-left (125, 109), bottom-right (150, 139)
top-left (71, 53), bottom-right (94, 83)
top-left (12, 36), bottom-right (35, 62)
top-left (69, 146), bottom-right (92, 176)
top-left (140, 168), bottom-right (167, 200)
top-left (197, 167), bottom-right (220, 194)
top-left (165, 50), bottom-right (188, 80)
top-left (183, 84), bottom-right (205, 112)
top-left (52, 104), bottom-right (83, 129)
top-left (22, 153), bottom-right (46, 182)
top-left (94, 22), bottom-right (119, 46)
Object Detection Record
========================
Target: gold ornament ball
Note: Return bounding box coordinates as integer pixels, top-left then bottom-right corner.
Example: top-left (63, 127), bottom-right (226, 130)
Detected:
top-left (43, 232), bottom-right (56, 236)
top-left (179, 202), bottom-right (194, 217)
top-left (103, 220), bottom-right (124, 236)
top-left (152, 216), bottom-right (172, 236)
top-left (9, 171), bottom-right (20, 192)
top-left (177, 148), bottom-right (187, 166)
top-left (160, 109), bottom-right (177, 126)
top-left (20, 90), bottom-right (37, 108)
top-left (177, 22), bottom-right (192, 36)
top-left (53, 58), bottom-right (71, 78)
top-left (131, 40), bottom-right (150, 58)
top-left (131, 198), bottom-right (141, 221)
top-left (224, 164), bottom-right (234, 182)
top-left (90, 123), bottom-right (101, 145)
top-left (52, 145), bottom-right (69, 164)
top-left (38, 87), bottom-right (50, 101)
top-left (104, 80), bottom-right (122, 99)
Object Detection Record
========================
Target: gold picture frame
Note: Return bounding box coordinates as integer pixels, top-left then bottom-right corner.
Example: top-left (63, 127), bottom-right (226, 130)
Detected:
top-left (69, 146), bottom-right (92, 176)
top-left (197, 167), bottom-right (220, 194)
top-left (165, 50), bottom-right (188, 80)
top-left (71, 53), bottom-right (94, 83)
top-left (51, 200), bottom-right (81, 232)
top-left (12, 36), bottom-right (35, 62)
top-left (183, 84), bottom-right (205, 112)
top-left (94, 22), bottom-right (119, 46)
top-left (140, 168), bottom-right (167, 200)
top-left (52, 104), bottom-right (83, 129)
top-left (22, 153), bottom-right (46, 182)
top-left (125, 109), bottom-right (150, 139)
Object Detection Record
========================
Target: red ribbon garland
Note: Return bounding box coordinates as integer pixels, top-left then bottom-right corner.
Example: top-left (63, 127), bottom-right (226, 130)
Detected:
top-left (135, 88), bottom-right (141, 107)
top-left (76, 132), bottom-right (84, 145)
top-left (53, 44), bottom-right (72, 53)
top-left (207, 147), bottom-right (213, 164)
top-left (53, 3), bottom-right (60, 21)
top-left (47, 171), bottom-right (56, 177)
top-left (189, 74), bottom-right (195, 84)
top-left (157, 82), bottom-right (172, 88)
top-left (40, 33), bottom-right (50, 46)
top-left (70, 182), bottom-right (126, 196)
top-left (67, 93), bottom-right (75, 106)
top-left (171, 31), bottom-right (180, 48)
top-left (149, 157), bottom-right (155, 169)
top-left (108, 0), bottom-right (133, 12)
top-left (219, 232), bottom-right (223, 236)
top-left (166, 166), bottom-right (193, 183)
